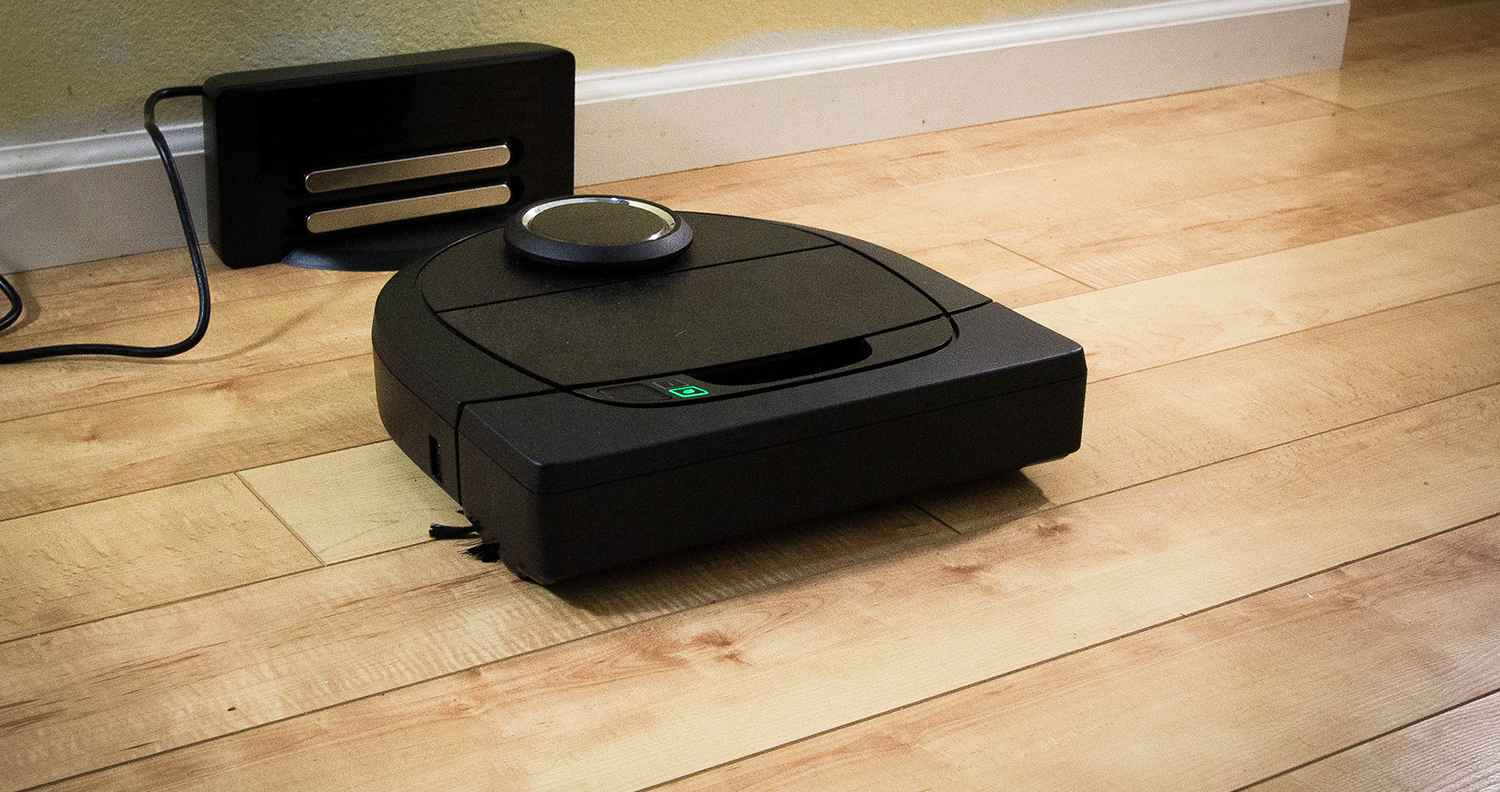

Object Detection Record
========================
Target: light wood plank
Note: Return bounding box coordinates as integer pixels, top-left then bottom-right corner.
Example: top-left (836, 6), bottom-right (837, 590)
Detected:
top-left (0, 275), bottom-right (387, 422)
top-left (658, 517), bottom-right (1500, 792)
top-left (0, 355), bottom-right (384, 522)
top-left (756, 100), bottom-right (1478, 254)
top-left (1343, 0), bottom-right (1500, 65)
top-left (1, 252), bottom-right (381, 341)
top-left (6, 247), bottom-right (231, 300)
top-left (903, 239), bottom-right (1091, 307)
top-left (0, 475), bottom-right (317, 642)
top-left (1019, 203), bottom-right (1500, 383)
top-left (1271, 45), bottom-right (1500, 108)
top-left (0, 503), bottom-right (947, 791)
top-left (990, 142), bottom-right (1500, 288)
top-left (920, 281), bottom-right (1500, 531)
top-left (1249, 691), bottom-right (1500, 791)
top-left (238, 441), bottom-right (465, 564)
top-left (37, 382), bottom-right (1500, 792)
top-left (1349, 0), bottom-right (1479, 21)
top-left (592, 82), bottom-right (1339, 217)
top-left (1338, 81), bottom-right (1500, 140)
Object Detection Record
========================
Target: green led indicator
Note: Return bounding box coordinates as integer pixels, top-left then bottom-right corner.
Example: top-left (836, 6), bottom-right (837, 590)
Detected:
top-left (668, 386), bottom-right (709, 398)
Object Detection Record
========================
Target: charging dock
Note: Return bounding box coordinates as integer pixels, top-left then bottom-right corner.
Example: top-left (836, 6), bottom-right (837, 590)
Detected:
top-left (201, 43), bottom-right (574, 269)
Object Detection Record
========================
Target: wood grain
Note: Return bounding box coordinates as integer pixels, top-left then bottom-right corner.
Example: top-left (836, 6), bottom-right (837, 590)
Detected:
top-left (0, 275), bottom-right (387, 422)
top-left (0, 355), bottom-right (384, 523)
top-left (1271, 45), bottom-right (1500, 108)
top-left (658, 517), bottom-right (1500, 792)
top-left (976, 82), bottom-right (1500, 291)
top-left (0, 475), bottom-right (317, 642)
top-left (590, 82), bottom-right (1338, 217)
top-left (1349, 0), bottom-right (1479, 21)
top-left (1342, 0), bottom-right (1500, 65)
top-left (902, 239), bottom-right (1091, 307)
top-left (919, 281), bottom-right (1500, 532)
top-left (1020, 203), bottom-right (1500, 383)
top-left (36, 384), bottom-right (1500, 792)
top-left (0, 503), bottom-right (947, 791)
top-left (755, 102), bottom-right (1459, 254)
top-left (1341, 81), bottom-right (1500, 141)
top-left (990, 143), bottom-right (1500, 288)
top-left (1, 252), bottom-right (381, 341)
top-left (1249, 690), bottom-right (1500, 791)
top-left (6, 247), bottom-right (230, 300)
top-left (237, 441), bottom-right (466, 564)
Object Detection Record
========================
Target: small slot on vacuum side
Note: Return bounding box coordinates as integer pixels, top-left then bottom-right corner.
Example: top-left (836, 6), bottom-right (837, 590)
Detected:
top-left (428, 435), bottom-right (444, 483)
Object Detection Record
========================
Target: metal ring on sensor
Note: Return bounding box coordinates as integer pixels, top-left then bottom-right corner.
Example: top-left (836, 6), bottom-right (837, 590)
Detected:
top-left (503, 195), bottom-right (693, 270)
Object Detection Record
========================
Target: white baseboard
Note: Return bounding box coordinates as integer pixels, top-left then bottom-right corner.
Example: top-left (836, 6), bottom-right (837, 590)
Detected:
top-left (575, 0), bottom-right (1348, 183)
top-left (0, 0), bottom-right (1346, 274)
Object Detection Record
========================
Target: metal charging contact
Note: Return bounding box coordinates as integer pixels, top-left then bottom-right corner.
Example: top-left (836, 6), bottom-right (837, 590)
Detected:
top-left (304, 143), bottom-right (512, 193)
top-left (305, 183), bottom-right (512, 234)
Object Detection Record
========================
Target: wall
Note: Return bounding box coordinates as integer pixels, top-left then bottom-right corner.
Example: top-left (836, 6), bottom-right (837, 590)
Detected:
top-left (0, 0), bottom-right (1103, 147)
top-left (0, 0), bottom-right (1347, 272)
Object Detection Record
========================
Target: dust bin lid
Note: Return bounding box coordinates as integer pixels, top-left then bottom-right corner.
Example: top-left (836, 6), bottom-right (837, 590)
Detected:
top-left (436, 243), bottom-right (943, 387)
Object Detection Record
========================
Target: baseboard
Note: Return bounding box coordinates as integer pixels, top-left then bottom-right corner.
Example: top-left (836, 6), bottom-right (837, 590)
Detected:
top-left (575, 0), bottom-right (1347, 183)
top-left (0, 0), bottom-right (1347, 273)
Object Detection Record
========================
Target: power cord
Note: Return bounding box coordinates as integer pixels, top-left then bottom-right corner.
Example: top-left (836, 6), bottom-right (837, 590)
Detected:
top-left (0, 86), bottom-right (210, 364)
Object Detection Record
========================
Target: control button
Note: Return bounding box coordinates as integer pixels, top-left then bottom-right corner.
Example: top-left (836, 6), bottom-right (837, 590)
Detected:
top-left (667, 385), bottom-right (709, 398)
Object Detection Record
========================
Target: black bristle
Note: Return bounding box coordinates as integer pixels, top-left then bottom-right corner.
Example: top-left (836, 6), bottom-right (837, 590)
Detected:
top-left (429, 522), bottom-right (478, 540)
top-left (466, 542), bottom-right (502, 563)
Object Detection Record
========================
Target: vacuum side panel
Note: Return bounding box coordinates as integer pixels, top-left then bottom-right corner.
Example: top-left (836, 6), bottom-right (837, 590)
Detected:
top-left (457, 433), bottom-right (548, 580)
top-left (461, 374), bottom-right (1085, 583)
top-left (460, 303), bottom-right (1085, 493)
top-left (374, 354), bottom-right (462, 502)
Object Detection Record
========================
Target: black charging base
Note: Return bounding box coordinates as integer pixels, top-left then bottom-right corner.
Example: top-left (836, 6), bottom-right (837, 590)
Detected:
top-left (203, 43), bottom-right (575, 270)
top-left (282, 213), bottom-right (504, 272)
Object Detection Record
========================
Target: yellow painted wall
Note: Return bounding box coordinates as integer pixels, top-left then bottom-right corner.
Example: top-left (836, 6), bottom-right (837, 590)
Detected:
top-left (1, 0), bottom-right (1108, 147)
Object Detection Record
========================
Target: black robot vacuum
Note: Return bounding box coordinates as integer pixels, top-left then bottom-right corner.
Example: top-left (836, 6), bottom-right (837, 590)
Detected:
top-left (373, 195), bottom-right (1086, 583)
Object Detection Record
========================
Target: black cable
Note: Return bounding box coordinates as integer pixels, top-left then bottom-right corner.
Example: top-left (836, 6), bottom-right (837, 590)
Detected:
top-left (0, 86), bottom-right (210, 364)
top-left (0, 271), bottom-right (21, 333)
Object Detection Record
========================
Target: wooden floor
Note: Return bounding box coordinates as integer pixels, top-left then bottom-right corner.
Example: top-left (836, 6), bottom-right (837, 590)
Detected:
top-left (4, 0), bottom-right (1500, 788)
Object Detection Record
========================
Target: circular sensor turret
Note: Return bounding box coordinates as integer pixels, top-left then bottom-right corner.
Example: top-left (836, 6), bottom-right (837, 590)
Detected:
top-left (503, 195), bottom-right (693, 270)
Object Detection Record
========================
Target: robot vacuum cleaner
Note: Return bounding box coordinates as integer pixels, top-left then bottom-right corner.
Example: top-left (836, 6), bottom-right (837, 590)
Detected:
top-left (373, 195), bottom-right (1086, 583)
